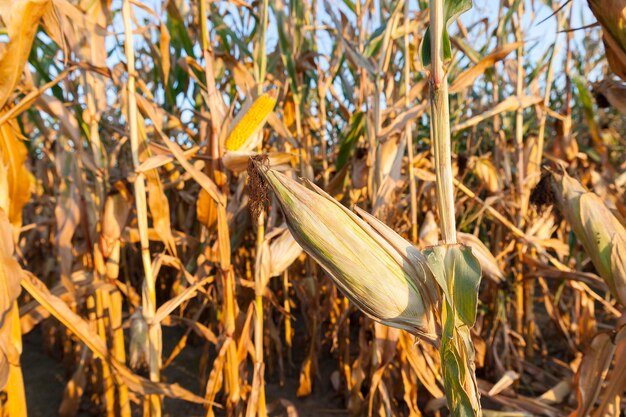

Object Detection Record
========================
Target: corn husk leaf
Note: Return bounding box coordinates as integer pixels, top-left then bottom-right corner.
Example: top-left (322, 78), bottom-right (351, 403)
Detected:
top-left (267, 226), bottom-right (303, 279)
top-left (223, 150), bottom-right (293, 172)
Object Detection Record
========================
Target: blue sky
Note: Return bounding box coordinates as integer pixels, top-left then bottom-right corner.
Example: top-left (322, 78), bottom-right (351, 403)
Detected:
top-left (105, 0), bottom-right (599, 121)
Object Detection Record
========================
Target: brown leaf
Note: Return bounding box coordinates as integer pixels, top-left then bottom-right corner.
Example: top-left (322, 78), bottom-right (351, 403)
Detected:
top-left (159, 22), bottom-right (171, 87)
top-left (593, 79), bottom-right (626, 116)
top-left (591, 323), bottom-right (626, 416)
top-left (450, 42), bottom-right (523, 93)
top-left (58, 349), bottom-right (88, 417)
top-left (570, 328), bottom-right (622, 417)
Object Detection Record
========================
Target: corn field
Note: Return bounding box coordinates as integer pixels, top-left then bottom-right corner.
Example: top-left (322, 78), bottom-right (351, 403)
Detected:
top-left (0, 0), bottom-right (625, 415)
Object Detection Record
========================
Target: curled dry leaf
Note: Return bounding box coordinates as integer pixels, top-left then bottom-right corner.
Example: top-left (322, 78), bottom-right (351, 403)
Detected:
top-left (472, 157), bottom-right (500, 193)
top-left (100, 181), bottom-right (132, 280)
top-left (571, 326), bottom-right (626, 417)
top-left (593, 79), bottom-right (626, 116)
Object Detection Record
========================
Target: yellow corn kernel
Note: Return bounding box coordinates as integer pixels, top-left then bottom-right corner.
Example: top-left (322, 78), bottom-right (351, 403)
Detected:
top-left (224, 93), bottom-right (277, 151)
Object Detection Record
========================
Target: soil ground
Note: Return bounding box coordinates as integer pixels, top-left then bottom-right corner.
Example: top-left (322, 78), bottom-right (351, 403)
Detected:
top-left (22, 324), bottom-right (347, 417)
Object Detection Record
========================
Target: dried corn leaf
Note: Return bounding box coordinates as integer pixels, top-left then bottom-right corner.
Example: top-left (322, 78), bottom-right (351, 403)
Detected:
top-left (570, 327), bottom-right (624, 416)
top-left (0, 0), bottom-right (51, 109)
top-left (20, 271), bottom-right (214, 405)
top-left (0, 118), bottom-right (31, 228)
top-left (0, 210), bottom-right (23, 389)
top-left (450, 42), bottom-right (523, 93)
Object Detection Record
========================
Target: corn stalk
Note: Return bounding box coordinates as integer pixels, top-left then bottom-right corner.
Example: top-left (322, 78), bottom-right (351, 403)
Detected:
top-left (198, 1), bottom-right (240, 412)
top-left (404, 0), bottom-right (418, 243)
top-left (122, 2), bottom-right (162, 415)
top-left (426, 0), bottom-right (482, 415)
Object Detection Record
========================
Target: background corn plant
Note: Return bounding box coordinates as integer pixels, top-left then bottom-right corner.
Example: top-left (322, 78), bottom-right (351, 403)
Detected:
top-left (0, 0), bottom-right (625, 416)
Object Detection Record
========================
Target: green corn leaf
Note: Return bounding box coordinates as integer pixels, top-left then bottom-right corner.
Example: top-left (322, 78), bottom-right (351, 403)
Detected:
top-left (423, 245), bottom-right (451, 303)
top-left (212, 13), bottom-right (253, 59)
top-left (336, 111), bottom-right (365, 171)
top-left (448, 245), bottom-right (482, 327)
top-left (424, 244), bottom-right (481, 327)
top-left (341, 0), bottom-right (356, 13)
top-left (364, 23), bottom-right (387, 58)
top-left (421, 0), bottom-right (473, 67)
top-left (440, 301), bottom-right (479, 417)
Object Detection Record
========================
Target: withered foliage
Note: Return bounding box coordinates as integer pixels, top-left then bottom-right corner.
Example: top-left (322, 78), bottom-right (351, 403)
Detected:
top-left (0, 0), bottom-right (625, 416)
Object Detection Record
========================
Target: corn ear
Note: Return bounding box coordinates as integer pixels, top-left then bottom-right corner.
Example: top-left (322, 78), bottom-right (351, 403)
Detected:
top-left (224, 92), bottom-right (277, 151)
top-left (587, 0), bottom-right (626, 80)
top-left (550, 172), bottom-right (626, 305)
top-left (256, 164), bottom-right (441, 345)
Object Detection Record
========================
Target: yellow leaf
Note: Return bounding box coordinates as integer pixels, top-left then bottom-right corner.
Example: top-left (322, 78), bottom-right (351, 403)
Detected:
top-left (0, 118), bottom-right (31, 228)
top-left (196, 188), bottom-right (217, 230)
top-left (0, 0), bottom-right (51, 109)
top-left (450, 42), bottom-right (522, 93)
top-left (0, 210), bottom-right (23, 390)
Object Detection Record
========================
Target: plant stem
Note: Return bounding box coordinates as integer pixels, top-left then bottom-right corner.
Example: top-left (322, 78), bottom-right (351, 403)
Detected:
top-left (122, 2), bottom-right (161, 415)
top-left (252, 2), bottom-right (269, 413)
top-left (429, 0), bottom-right (456, 245)
top-left (253, 212), bottom-right (267, 417)
top-left (404, 0), bottom-right (417, 243)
